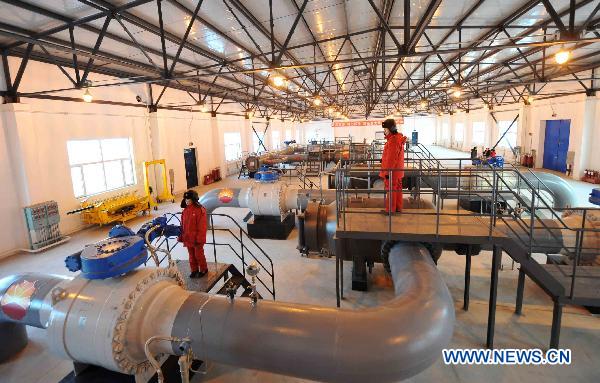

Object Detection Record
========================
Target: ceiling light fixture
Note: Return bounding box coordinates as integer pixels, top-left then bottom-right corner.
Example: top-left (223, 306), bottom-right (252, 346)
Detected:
top-left (555, 49), bottom-right (570, 65)
top-left (198, 100), bottom-right (208, 113)
top-left (420, 98), bottom-right (428, 108)
top-left (82, 88), bottom-right (93, 103)
top-left (271, 75), bottom-right (286, 87)
top-left (313, 97), bottom-right (322, 106)
top-left (452, 88), bottom-right (462, 98)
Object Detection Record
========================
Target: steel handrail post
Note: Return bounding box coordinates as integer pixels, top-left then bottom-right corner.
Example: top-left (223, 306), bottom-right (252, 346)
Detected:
top-left (570, 210), bottom-right (587, 299)
top-left (210, 214), bottom-right (217, 264)
top-left (436, 165), bottom-right (441, 237)
top-left (529, 192), bottom-right (535, 260)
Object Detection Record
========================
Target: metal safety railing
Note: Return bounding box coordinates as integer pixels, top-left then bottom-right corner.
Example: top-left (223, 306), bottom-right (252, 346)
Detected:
top-left (148, 212), bottom-right (276, 300)
top-left (208, 213), bottom-right (276, 300)
top-left (334, 157), bottom-right (600, 302)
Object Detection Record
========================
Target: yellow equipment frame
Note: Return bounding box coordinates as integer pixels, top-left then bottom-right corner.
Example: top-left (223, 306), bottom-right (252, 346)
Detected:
top-left (79, 192), bottom-right (150, 226)
top-left (143, 159), bottom-right (176, 210)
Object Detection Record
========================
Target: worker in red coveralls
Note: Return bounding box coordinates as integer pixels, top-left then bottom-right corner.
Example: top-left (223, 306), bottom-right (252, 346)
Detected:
top-left (178, 190), bottom-right (208, 278)
top-left (379, 118), bottom-right (407, 214)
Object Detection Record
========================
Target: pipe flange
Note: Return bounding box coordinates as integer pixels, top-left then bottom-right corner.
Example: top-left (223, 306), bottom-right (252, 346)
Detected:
top-left (111, 267), bottom-right (183, 374)
top-left (96, 239), bottom-right (130, 255)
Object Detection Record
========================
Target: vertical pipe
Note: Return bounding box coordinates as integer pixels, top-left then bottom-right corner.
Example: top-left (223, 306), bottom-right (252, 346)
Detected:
top-left (463, 246), bottom-right (471, 311)
top-left (515, 267), bottom-right (525, 315)
top-left (486, 245), bottom-right (501, 349)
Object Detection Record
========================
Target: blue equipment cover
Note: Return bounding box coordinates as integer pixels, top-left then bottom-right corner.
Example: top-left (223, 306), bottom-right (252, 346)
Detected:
top-left (590, 188), bottom-right (600, 206)
top-left (108, 225), bottom-right (136, 238)
top-left (76, 235), bottom-right (147, 279)
top-left (254, 170), bottom-right (280, 182)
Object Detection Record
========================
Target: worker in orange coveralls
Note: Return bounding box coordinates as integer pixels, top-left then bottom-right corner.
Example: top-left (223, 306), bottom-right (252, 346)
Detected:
top-left (379, 118), bottom-right (407, 214)
top-left (178, 190), bottom-right (208, 278)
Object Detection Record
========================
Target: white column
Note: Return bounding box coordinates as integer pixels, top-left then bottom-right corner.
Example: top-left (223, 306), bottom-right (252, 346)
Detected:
top-left (0, 103), bottom-right (40, 249)
top-left (0, 104), bottom-right (30, 251)
top-left (486, 110), bottom-right (496, 149)
top-left (464, 112), bottom-right (473, 151)
top-left (211, 115), bottom-right (223, 172)
top-left (519, 103), bottom-right (532, 154)
top-left (579, 95), bottom-right (599, 177)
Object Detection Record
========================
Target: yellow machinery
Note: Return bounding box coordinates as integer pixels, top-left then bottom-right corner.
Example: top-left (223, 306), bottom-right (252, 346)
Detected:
top-left (68, 191), bottom-right (150, 226)
top-left (143, 159), bottom-right (176, 210)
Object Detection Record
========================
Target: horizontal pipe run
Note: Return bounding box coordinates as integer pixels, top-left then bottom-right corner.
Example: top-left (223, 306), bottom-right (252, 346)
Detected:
top-left (172, 242), bottom-right (455, 382)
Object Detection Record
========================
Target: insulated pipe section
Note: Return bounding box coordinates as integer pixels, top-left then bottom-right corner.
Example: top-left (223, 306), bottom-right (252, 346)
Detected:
top-left (523, 171), bottom-right (577, 208)
top-left (199, 188), bottom-right (245, 214)
top-left (172, 242), bottom-right (455, 382)
top-left (0, 274), bottom-right (70, 362)
top-left (0, 245), bottom-right (454, 381)
top-left (199, 184), bottom-right (337, 216)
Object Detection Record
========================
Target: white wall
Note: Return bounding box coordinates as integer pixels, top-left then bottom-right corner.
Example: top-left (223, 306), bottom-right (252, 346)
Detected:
top-left (0, 58), bottom-right (272, 257)
top-left (433, 92), bottom-right (600, 177)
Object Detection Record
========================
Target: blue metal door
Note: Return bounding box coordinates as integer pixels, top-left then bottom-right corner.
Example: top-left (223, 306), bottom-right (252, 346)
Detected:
top-left (543, 120), bottom-right (570, 172)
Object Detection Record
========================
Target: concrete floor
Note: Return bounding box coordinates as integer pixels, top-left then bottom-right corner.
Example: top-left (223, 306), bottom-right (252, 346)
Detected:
top-left (0, 146), bottom-right (598, 383)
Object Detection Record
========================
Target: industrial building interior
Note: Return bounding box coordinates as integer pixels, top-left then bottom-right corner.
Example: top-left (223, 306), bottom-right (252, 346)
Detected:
top-left (0, 0), bottom-right (599, 382)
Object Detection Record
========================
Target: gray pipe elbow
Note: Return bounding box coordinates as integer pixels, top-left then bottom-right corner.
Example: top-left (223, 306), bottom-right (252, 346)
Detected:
top-left (178, 242), bottom-right (454, 382)
top-left (524, 172), bottom-right (577, 208)
top-left (199, 188), bottom-right (243, 214)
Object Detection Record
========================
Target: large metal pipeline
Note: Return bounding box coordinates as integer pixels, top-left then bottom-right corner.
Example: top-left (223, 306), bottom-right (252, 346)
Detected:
top-left (0, 274), bottom-right (69, 362)
top-left (199, 183), bottom-right (336, 216)
top-left (460, 170), bottom-right (576, 209)
top-left (0, 243), bottom-right (455, 382)
top-left (171, 242), bottom-right (454, 382)
top-left (521, 171), bottom-right (577, 208)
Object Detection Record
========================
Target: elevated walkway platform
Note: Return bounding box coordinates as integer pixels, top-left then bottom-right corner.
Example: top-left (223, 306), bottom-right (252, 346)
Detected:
top-left (336, 208), bottom-right (504, 245)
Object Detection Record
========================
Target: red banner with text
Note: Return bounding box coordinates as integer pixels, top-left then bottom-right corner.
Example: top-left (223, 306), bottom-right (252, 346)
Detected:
top-left (332, 117), bottom-right (404, 127)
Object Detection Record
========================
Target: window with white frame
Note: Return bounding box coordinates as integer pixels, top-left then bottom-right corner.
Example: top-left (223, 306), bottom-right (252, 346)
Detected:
top-left (67, 138), bottom-right (135, 198)
top-left (224, 132), bottom-right (242, 161)
top-left (455, 123), bottom-right (465, 145)
top-left (497, 120), bottom-right (518, 149)
top-left (442, 123), bottom-right (450, 140)
top-left (472, 121), bottom-right (485, 145)
top-left (272, 131), bottom-right (280, 149)
top-left (285, 129), bottom-right (292, 141)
